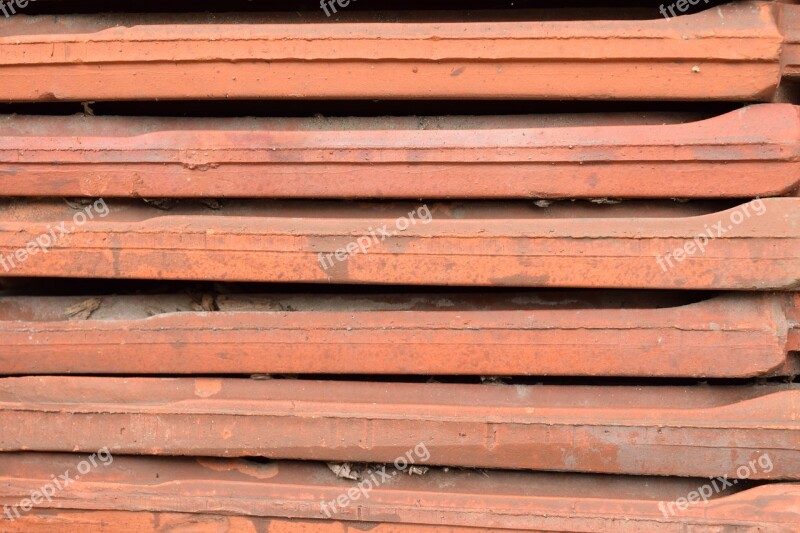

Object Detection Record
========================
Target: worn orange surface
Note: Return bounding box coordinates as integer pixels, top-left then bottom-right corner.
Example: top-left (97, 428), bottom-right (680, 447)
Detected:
top-left (1, 2), bottom-right (799, 531)
top-left (1, 105), bottom-right (798, 198)
top-left (1, 454), bottom-right (799, 531)
top-left (0, 199), bottom-right (797, 289)
top-left (0, 292), bottom-right (795, 377)
top-left (0, 2), bottom-right (785, 101)
top-left (0, 511), bottom-right (517, 533)
top-left (0, 378), bottom-right (797, 478)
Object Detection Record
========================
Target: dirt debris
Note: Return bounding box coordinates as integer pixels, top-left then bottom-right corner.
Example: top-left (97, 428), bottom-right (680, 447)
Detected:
top-left (64, 298), bottom-right (102, 321)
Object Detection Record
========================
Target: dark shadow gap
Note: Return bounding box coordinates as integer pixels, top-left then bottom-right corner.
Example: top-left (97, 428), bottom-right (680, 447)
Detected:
top-left (0, 100), bottom-right (745, 118)
top-left (9, 0), bottom-right (733, 20)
